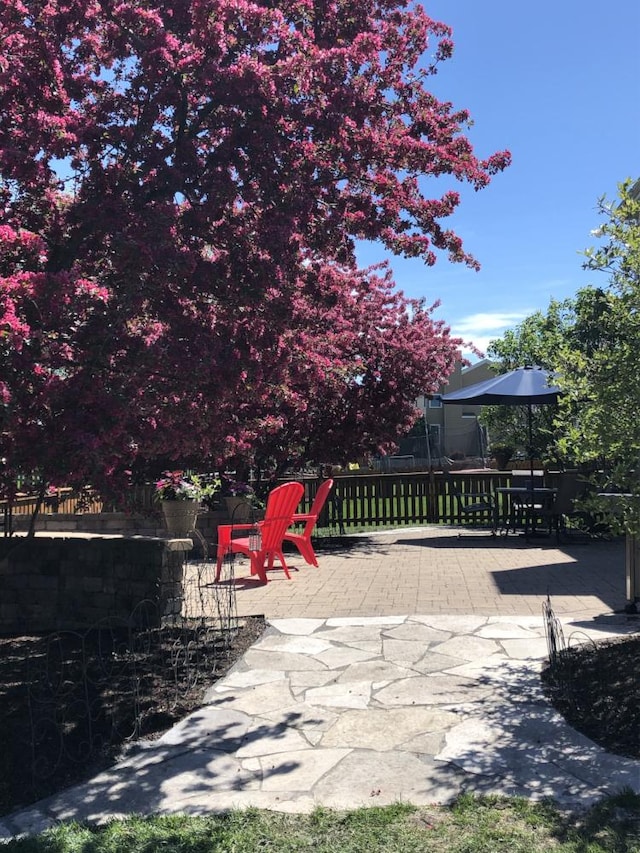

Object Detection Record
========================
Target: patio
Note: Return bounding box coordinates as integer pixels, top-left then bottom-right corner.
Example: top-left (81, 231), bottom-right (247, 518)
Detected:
top-left (212, 526), bottom-right (628, 621)
top-left (4, 527), bottom-right (637, 838)
top-left (2, 525), bottom-right (636, 839)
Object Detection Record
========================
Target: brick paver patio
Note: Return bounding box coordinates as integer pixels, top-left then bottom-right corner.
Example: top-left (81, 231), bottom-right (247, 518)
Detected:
top-left (212, 527), bottom-right (628, 621)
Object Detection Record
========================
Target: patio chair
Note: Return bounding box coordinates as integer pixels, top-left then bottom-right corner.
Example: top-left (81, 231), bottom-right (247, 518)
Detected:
top-left (215, 481), bottom-right (304, 583)
top-left (550, 471), bottom-right (611, 543)
top-left (446, 474), bottom-right (496, 535)
top-left (283, 478), bottom-right (334, 566)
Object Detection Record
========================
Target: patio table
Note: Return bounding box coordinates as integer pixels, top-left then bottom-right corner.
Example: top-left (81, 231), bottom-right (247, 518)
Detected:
top-left (495, 486), bottom-right (557, 539)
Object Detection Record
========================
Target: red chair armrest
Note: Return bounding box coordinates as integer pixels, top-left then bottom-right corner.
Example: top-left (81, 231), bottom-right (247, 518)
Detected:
top-left (217, 523), bottom-right (255, 548)
top-left (218, 523), bottom-right (254, 532)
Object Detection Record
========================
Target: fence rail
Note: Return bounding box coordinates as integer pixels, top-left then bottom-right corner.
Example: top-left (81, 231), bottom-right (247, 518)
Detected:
top-left (3, 471), bottom-right (527, 533)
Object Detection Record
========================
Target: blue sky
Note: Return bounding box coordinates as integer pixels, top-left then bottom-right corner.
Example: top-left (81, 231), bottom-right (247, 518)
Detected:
top-left (356, 0), bottom-right (640, 359)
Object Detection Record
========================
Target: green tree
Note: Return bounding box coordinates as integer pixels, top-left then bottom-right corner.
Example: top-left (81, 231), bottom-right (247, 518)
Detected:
top-left (555, 179), bottom-right (640, 530)
top-left (486, 301), bottom-right (573, 371)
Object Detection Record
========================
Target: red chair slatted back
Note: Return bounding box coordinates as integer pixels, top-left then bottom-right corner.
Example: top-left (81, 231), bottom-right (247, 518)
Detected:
top-left (301, 478), bottom-right (334, 534)
top-left (259, 481), bottom-right (305, 550)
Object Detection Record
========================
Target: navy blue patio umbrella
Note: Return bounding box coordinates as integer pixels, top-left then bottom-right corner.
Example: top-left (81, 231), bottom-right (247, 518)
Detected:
top-left (439, 366), bottom-right (562, 482)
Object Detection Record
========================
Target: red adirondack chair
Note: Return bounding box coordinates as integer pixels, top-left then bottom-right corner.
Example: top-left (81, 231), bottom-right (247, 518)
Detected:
top-left (283, 478), bottom-right (334, 567)
top-left (215, 481), bottom-right (304, 583)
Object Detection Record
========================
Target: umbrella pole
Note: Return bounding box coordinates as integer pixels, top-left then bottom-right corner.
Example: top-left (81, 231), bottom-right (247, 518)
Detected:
top-left (528, 402), bottom-right (534, 486)
top-left (526, 401), bottom-right (535, 540)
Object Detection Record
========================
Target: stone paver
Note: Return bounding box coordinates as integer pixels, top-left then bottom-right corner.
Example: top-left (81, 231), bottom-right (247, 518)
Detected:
top-left (212, 528), bottom-right (629, 620)
top-left (1, 529), bottom-right (638, 840)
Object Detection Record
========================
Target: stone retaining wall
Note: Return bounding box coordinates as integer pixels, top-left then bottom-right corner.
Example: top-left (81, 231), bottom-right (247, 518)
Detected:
top-left (8, 510), bottom-right (228, 547)
top-left (0, 535), bottom-right (192, 634)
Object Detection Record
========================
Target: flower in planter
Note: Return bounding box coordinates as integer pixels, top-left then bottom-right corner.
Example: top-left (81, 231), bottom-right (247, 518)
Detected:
top-left (155, 470), bottom-right (213, 502)
top-left (221, 478), bottom-right (253, 497)
top-left (43, 484), bottom-right (60, 510)
top-left (220, 478), bottom-right (266, 509)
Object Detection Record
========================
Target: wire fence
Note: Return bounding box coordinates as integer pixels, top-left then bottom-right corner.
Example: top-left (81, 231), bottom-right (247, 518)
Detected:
top-left (542, 594), bottom-right (599, 712)
top-left (23, 555), bottom-right (242, 802)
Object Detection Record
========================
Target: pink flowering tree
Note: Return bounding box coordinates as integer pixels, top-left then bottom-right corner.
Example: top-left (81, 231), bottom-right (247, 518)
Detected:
top-left (0, 0), bottom-right (509, 500)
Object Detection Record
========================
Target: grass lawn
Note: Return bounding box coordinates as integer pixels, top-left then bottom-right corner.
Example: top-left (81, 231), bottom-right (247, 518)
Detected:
top-left (5, 794), bottom-right (640, 852)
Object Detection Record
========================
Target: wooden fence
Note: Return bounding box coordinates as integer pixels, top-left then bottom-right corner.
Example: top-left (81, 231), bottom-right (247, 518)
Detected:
top-left (2, 487), bottom-right (103, 518)
top-left (2, 471), bottom-right (524, 533)
top-left (320, 471), bottom-right (514, 530)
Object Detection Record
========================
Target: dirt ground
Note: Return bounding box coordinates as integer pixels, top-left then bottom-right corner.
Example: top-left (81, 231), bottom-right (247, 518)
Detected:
top-left (0, 616), bottom-right (266, 816)
top-left (541, 633), bottom-right (640, 761)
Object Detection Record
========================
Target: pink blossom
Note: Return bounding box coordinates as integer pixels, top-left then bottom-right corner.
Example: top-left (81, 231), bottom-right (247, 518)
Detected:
top-left (0, 0), bottom-right (507, 499)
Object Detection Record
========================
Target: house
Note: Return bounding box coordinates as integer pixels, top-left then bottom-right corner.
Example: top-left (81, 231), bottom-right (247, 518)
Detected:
top-left (416, 360), bottom-right (494, 463)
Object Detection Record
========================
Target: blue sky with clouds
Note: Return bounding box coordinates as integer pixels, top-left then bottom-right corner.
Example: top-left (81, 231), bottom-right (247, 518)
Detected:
top-left (356, 0), bottom-right (640, 359)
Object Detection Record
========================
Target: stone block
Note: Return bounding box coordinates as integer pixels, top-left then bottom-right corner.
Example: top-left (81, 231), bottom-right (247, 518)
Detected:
top-left (81, 576), bottom-right (105, 593)
top-left (89, 592), bottom-right (116, 611)
top-left (6, 572), bottom-right (30, 590)
top-left (44, 520), bottom-right (78, 533)
top-left (28, 574), bottom-right (59, 591)
top-left (163, 596), bottom-right (184, 616)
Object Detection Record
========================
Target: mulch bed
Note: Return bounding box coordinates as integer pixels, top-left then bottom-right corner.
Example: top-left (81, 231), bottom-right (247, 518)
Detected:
top-left (0, 616), bottom-right (265, 817)
top-left (542, 633), bottom-right (640, 760)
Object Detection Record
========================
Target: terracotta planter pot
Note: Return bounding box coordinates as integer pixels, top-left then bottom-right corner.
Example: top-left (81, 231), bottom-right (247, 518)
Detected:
top-left (224, 496), bottom-right (252, 523)
top-left (161, 499), bottom-right (199, 537)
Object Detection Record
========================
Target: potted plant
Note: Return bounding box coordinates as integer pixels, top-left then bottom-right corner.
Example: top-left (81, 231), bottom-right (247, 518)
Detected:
top-left (220, 477), bottom-right (265, 523)
top-left (155, 470), bottom-right (213, 537)
top-left (489, 444), bottom-right (515, 471)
